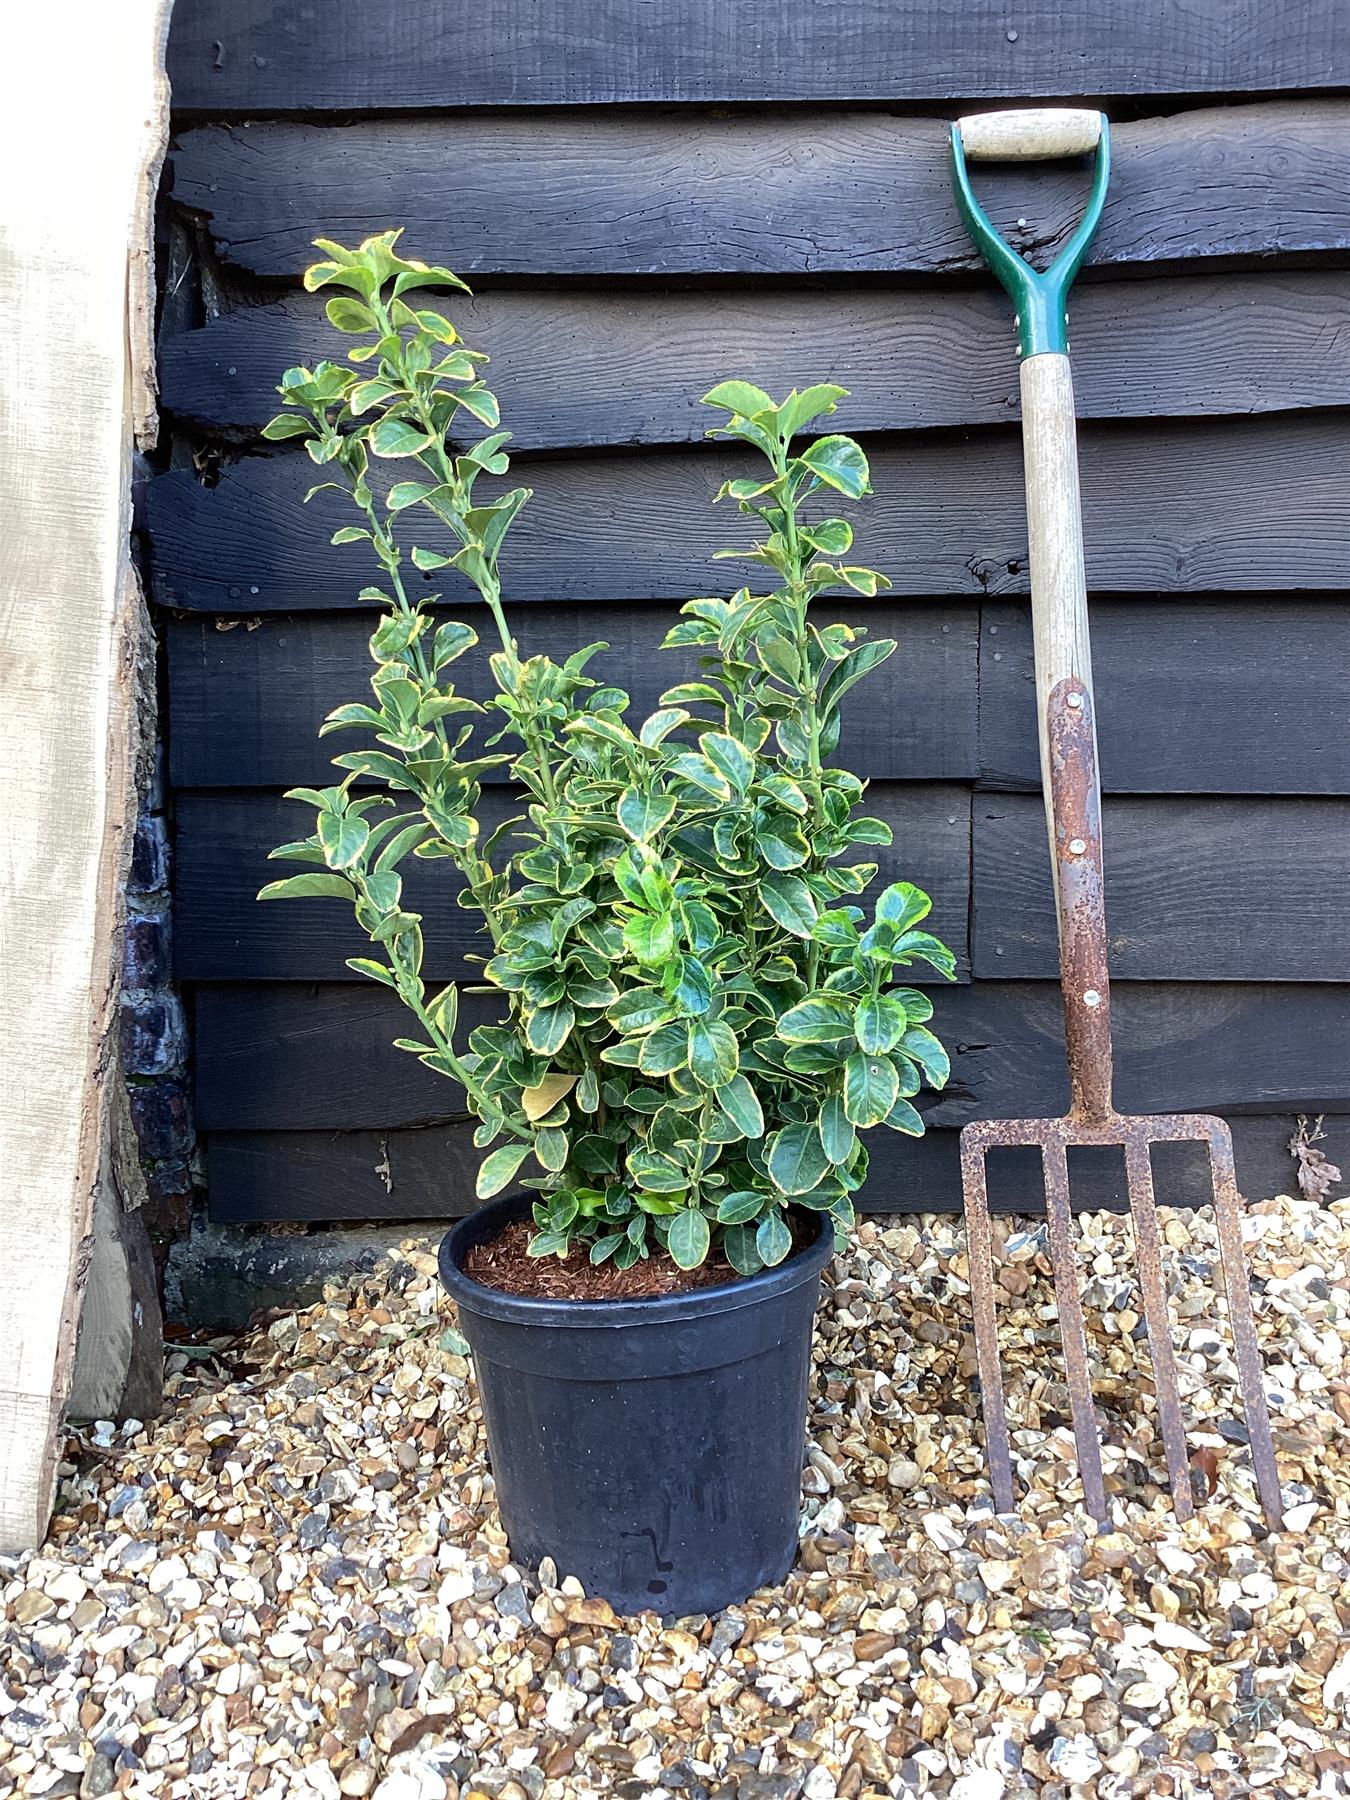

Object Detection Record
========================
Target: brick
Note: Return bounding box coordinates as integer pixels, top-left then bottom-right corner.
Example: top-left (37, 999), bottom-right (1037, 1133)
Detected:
top-left (130, 813), bottom-right (170, 894)
top-left (144, 1156), bottom-right (194, 1209)
top-left (120, 993), bottom-right (187, 1077)
top-left (127, 1075), bottom-right (194, 1161)
top-left (122, 907), bottom-right (172, 991)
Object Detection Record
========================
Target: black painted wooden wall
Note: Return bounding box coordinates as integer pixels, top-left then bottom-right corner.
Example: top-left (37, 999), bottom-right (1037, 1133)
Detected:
top-left (154, 1), bottom-right (1350, 1223)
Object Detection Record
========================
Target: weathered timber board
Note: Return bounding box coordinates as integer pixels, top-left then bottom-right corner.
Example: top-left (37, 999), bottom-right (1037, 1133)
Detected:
top-left (159, 273), bottom-right (1350, 446)
top-left (166, 0), bottom-right (1349, 112)
top-left (146, 414), bottom-right (1350, 611)
top-left (974, 796), bottom-right (1350, 981)
top-left (193, 980), bottom-right (1350, 1132)
top-left (166, 598), bottom-right (1350, 797)
top-left (978, 600), bottom-right (1350, 796)
top-left (203, 1114), bottom-right (1323, 1224)
top-left (169, 103), bottom-right (1350, 280)
top-left (164, 603), bottom-right (978, 789)
top-left (174, 784), bottom-right (973, 983)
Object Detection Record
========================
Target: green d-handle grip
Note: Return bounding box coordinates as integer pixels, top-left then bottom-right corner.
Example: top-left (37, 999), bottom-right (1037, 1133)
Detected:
top-left (950, 108), bottom-right (1110, 358)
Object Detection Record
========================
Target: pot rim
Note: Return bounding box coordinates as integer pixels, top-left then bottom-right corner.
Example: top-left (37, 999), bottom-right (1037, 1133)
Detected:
top-left (439, 1192), bottom-right (834, 1330)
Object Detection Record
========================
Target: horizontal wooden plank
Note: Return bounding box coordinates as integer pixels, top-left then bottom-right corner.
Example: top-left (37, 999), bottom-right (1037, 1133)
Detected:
top-left (166, 0), bottom-right (1349, 112)
top-left (974, 796), bottom-right (1350, 981)
top-left (159, 272), bottom-right (1350, 446)
top-left (978, 600), bottom-right (1350, 796)
top-left (169, 102), bottom-right (1350, 280)
top-left (203, 1113), bottom-right (1325, 1224)
top-left (165, 602), bottom-right (978, 789)
top-left (146, 414), bottom-right (1350, 612)
top-left (174, 784), bottom-right (972, 982)
top-left (193, 980), bottom-right (1350, 1131)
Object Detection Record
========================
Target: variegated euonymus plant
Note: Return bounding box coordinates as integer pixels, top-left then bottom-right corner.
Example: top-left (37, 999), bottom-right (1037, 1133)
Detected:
top-left (260, 232), bottom-right (955, 1276)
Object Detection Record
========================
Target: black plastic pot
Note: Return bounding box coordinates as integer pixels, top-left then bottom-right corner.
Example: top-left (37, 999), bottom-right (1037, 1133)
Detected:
top-left (438, 1194), bottom-right (833, 1616)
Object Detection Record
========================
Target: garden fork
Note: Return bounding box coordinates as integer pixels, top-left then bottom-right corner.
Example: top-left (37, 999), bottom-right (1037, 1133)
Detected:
top-left (949, 108), bottom-right (1283, 1529)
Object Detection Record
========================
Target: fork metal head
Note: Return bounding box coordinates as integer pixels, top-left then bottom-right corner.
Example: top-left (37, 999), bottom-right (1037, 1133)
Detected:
top-left (960, 1109), bottom-right (1284, 1530)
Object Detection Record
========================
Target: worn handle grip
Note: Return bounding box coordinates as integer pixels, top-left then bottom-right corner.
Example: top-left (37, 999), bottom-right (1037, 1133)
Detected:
top-left (957, 107), bottom-right (1102, 161)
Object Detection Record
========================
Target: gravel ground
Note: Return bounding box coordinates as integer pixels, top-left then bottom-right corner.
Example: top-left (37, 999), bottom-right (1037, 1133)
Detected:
top-left (4, 1193), bottom-right (1349, 1800)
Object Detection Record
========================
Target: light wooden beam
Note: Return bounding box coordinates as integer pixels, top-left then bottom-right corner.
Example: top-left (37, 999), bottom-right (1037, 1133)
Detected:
top-left (0, 0), bottom-right (173, 1551)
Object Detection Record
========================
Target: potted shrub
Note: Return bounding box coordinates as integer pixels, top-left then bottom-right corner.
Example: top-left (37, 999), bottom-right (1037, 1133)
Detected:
top-left (260, 232), bottom-right (955, 1614)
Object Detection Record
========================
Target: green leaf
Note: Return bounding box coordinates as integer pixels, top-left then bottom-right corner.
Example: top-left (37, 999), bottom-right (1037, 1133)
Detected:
top-left (843, 1052), bottom-right (900, 1128)
top-left (667, 1208), bottom-right (711, 1270)
top-left (801, 517), bottom-right (852, 556)
top-left (317, 809), bottom-right (369, 870)
top-left (527, 1232), bottom-right (571, 1259)
top-left (411, 546), bottom-right (453, 571)
top-left (718, 1074), bottom-right (764, 1140)
top-left (797, 434), bottom-right (870, 499)
top-left (369, 417), bottom-right (434, 457)
top-left (639, 706), bottom-right (689, 749)
top-left (687, 1018), bottom-right (739, 1087)
top-left (702, 380), bottom-right (774, 417)
top-left (534, 1127), bottom-right (569, 1172)
top-left (876, 882), bottom-right (933, 933)
top-left (897, 1025), bottom-right (950, 1089)
top-left (701, 732), bottom-right (754, 794)
top-left (607, 988), bottom-right (675, 1033)
top-left (778, 384), bottom-right (848, 438)
top-left (431, 620), bottom-right (478, 669)
top-left (670, 753), bottom-right (733, 803)
top-left (891, 987), bottom-right (935, 1024)
top-left (257, 873), bottom-right (355, 902)
top-left (717, 1190), bottom-right (763, 1226)
top-left (260, 413), bottom-right (313, 442)
top-left (628, 1149), bottom-right (688, 1194)
top-left (671, 955), bottom-right (713, 1017)
top-left (819, 1093), bottom-right (856, 1166)
top-left (724, 1224), bottom-right (764, 1276)
top-left (346, 956), bottom-right (395, 986)
top-left (386, 480), bottom-right (439, 512)
top-left (778, 997), bottom-right (853, 1044)
top-left (854, 994), bottom-right (907, 1054)
top-left (618, 788), bottom-right (677, 841)
top-left (890, 930), bottom-right (957, 979)
top-left (768, 1122), bottom-right (831, 1195)
top-left (623, 911), bottom-right (677, 967)
top-left (837, 565), bottom-right (890, 596)
top-left (756, 1209), bottom-right (792, 1267)
top-left (761, 874), bottom-right (817, 939)
top-left (820, 638), bottom-right (897, 716)
top-left (882, 1097), bottom-right (925, 1136)
top-left (755, 819), bottom-right (809, 870)
top-left (476, 1141), bottom-right (530, 1199)
top-left (638, 1022), bottom-right (688, 1077)
top-left (325, 295), bottom-right (376, 333)
top-left (526, 1001), bottom-right (575, 1056)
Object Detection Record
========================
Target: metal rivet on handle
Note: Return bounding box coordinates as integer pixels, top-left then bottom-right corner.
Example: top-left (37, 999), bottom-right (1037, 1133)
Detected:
top-left (1069, 838), bottom-right (1086, 855)
top-left (1066, 692), bottom-right (1083, 709)
top-left (1083, 990), bottom-right (1101, 1008)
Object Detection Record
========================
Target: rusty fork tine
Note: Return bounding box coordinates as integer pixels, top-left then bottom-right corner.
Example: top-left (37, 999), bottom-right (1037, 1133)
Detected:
top-left (1122, 1137), bottom-right (1193, 1520)
top-left (1041, 1138), bottom-right (1108, 1524)
top-left (1206, 1124), bottom-right (1284, 1530)
top-left (960, 1134), bottom-right (1015, 1513)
